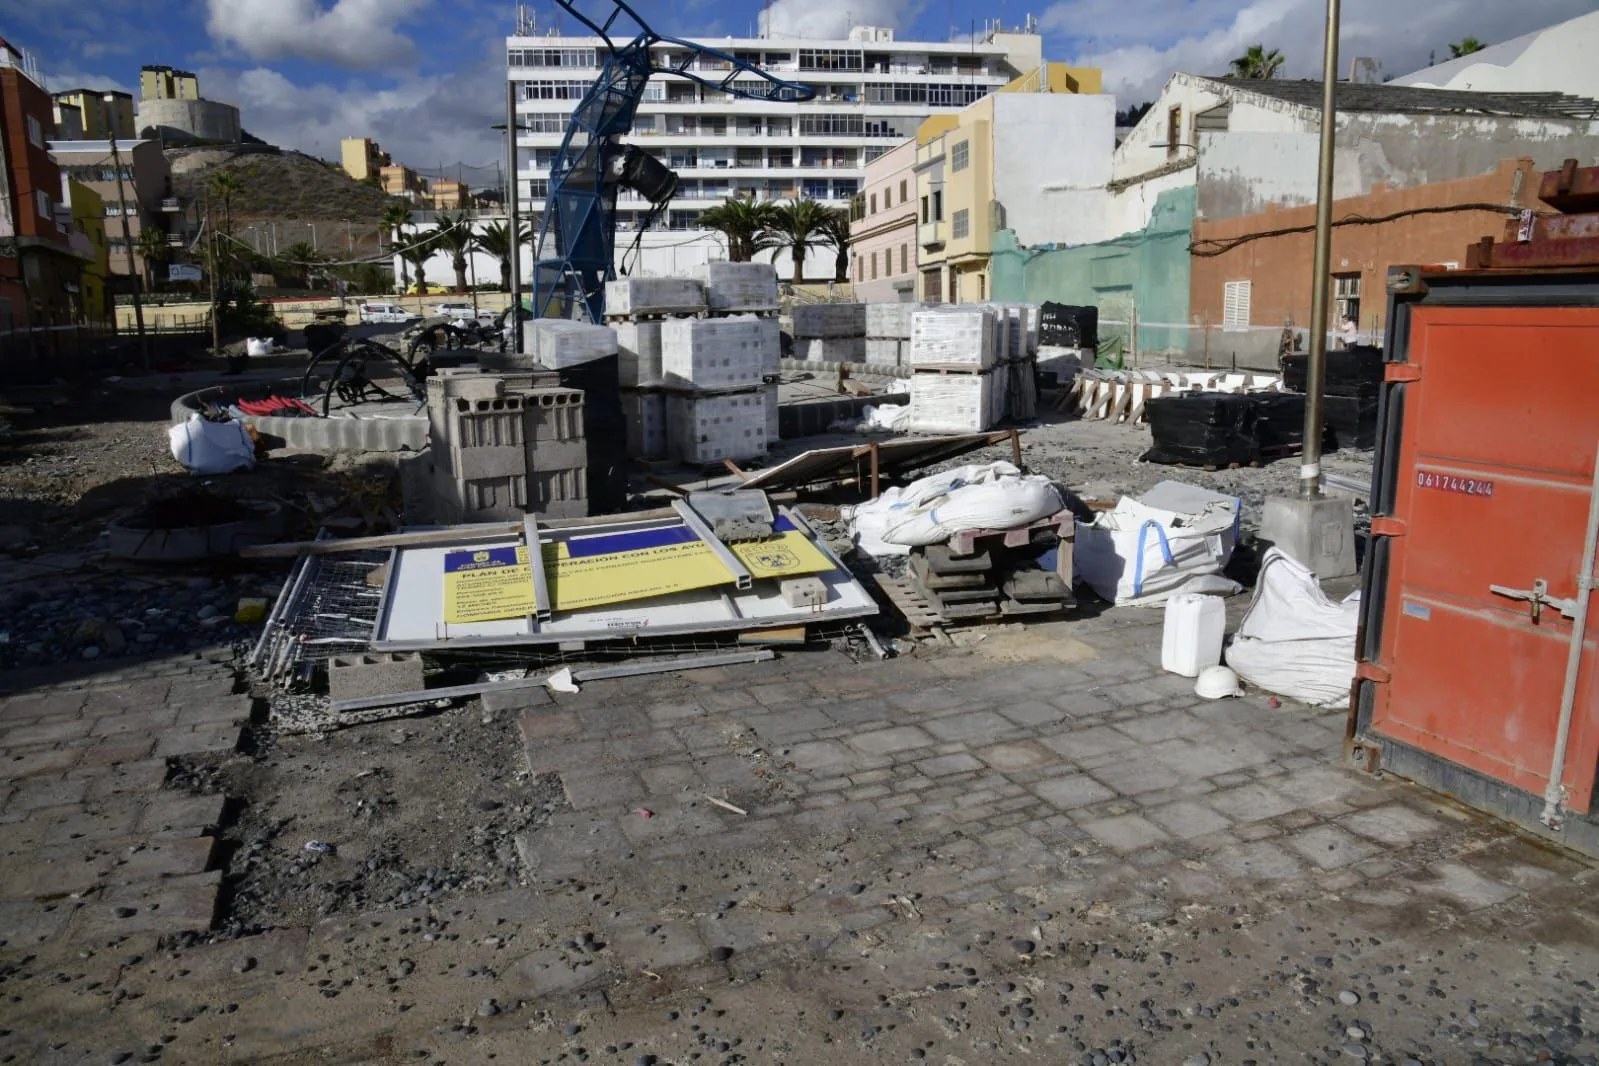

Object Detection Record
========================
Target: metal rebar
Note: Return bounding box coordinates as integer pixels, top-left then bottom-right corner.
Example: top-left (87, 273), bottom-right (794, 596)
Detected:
top-left (1301, 0), bottom-right (1342, 498)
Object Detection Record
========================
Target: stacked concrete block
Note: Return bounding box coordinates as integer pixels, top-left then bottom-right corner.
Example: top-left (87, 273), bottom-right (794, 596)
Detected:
top-left (793, 302), bottom-right (866, 339)
top-left (908, 307), bottom-right (997, 369)
top-left (698, 261), bottom-right (779, 314)
top-left (908, 373), bottom-right (995, 434)
top-left (621, 390), bottom-right (668, 459)
top-left (792, 336), bottom-right (868, 364)
top-left (865, 301), bottom-right (918, 341)
top-left (660, 315), bottom-right (773, 390)
top-left (526, 319), bottom-right (619, 370)
top-left (604, 277), bottom-right (705, 318)
top-left (667, 390), bottom-right (767, 465)
top-left (864, 338), bottom-right (904, 367)
top-left (763, 383), bottom-right (780, 444)
top-left (614, 319), bottom-right (664, 387)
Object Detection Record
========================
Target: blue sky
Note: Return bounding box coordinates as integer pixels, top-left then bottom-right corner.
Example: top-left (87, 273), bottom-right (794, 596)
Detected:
top-left (8, 0), bottom-right (1594, 171)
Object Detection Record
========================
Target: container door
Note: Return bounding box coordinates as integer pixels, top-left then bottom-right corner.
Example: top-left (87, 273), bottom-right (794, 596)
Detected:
top-left (1365, 304), bottom-right (1599, 813)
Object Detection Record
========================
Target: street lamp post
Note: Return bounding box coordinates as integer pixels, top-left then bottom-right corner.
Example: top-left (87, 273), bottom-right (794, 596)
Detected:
top-left (105, 95), bottom-right (148, 369)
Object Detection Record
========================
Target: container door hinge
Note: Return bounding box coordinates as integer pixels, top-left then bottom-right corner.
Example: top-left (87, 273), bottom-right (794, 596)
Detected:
top-left (1370, 517), bottom-right (1407, 537)
top-left (1385, 364), bottom-right (1422, 383)
top-left (1489, 578), bottom-right (1580, 624)
top-left (1355, 662), bottom-right (1391, 684)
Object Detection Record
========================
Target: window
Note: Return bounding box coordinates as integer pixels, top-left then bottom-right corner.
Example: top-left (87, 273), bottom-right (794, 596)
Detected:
top-left (802, 179), bottom-right (829, 200)
top-left (870, 252), bottom-right (878, 280)
top-left (1334, 272), bottom-right (1362, 326)
top-left (798, 114), bottom-right (864, 136)
top-left (920, 195), bottom-right (929, 224)
top-left (899, 243), bottom-right (907, 274)
top-left (106, 202), bottom-right (122, 216)
top-left (521, 80), bottom-right (589, 100)
top-left (36, 189), bottom-right (51, 219)
top-left (1166, 106), bottom-right (1182, 157)
top-left (900, 179), bottom-right (908, 202)
top-left (521, 113), bottom-right (567, 133)
top-left (952, 209), bottom-right (969, 239)
top-left (923, 268), bottom-right (942, 302)
top-left (869, 193), bottom-right (877, 215)
top-left (508, 47), bottom-right (596, 68)
top-left (882, 187), bottom-right (891, 208)
top-left (797, 48), bottom-right (863, 72)
top-left (26, 114), bottom-right (44, 148)
top-left (951, 140), bottom-right (969, 172)
top-left (832, 179), bottom-right (858, 199)
top-left (855, 255), bottom-right (863, 281)
top-left (1223, 280), bottom-right (1252, 330)
top-left (932, 190), bottom-right (943, 222)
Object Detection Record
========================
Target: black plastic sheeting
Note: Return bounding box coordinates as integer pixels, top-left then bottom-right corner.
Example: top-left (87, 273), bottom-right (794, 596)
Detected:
top-left (1143, 391), bottom-right (1338, 468)
top-left (1038, 302), bottom-right (1099, 349)
top-left (1282, 345), bottom-right (1383, 397)
top-left (553, 354), bottom-right (628, 514)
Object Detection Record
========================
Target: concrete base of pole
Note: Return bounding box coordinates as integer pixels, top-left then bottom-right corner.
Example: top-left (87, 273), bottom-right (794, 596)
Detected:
top-left (1260, 494), bottom-right (1357, 578)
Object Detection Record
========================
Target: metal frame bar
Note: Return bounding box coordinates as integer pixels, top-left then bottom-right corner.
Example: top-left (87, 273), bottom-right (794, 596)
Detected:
top-left (523, 515), bottom-right (552, 622)
top-left (671, 498), bottom-right (753, 591)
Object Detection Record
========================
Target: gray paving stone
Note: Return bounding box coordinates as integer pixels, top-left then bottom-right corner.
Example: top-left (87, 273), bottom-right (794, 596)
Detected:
top-left (1030, 774), bottom-right (1117, 811)
top-left (1207, 782), bottom-right (1303, 823)
top-left (1145, 800), bottom-right (1233, 839)
top-left (974, 741), bottom-right (1059, 772)
top-left (1338, 803), bottom-right (1446, 846)
top-left (1210, 840), bottom-right (1306, 882)
top-left (644, 700), bottom-right (706, 723)
top-left (923, 711), bottom-right (1015, 744)
top-left (137, 792), bottom-right (227, 835)
top-left (1413, 861), bottom-right (1518, 910)
top-left (915, 752), bottom-right (984, 777)
top-left (1051, 692), bottom-right (1115, 717)
top-left (847, 725), bottom-right (934, 756)
top-left (1150, 736), bottom-right (1273, 779)
top-left (1085, 758), bottom-right (1184, 796)
top-left (1286, 824), bottom-right (1379, 869)
top-left (782, 740), bottom-right (857, 773)
top-left (1112, 709), bottom-right (1207, 744)
top-left (1079, 813), bottom-right (1169, 853)
top-left (560, 771), bottom-right (644, 811)
top-left (1, 717), bottom-right (93, 747)
top-left (997, 700), bottom-right (1069, 727)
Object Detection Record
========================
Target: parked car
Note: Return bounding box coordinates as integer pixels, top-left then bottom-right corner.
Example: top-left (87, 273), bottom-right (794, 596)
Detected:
top-left (359, 302), bottom-right (420, 324)
top-left (432, 302), bottom-right (497, 321)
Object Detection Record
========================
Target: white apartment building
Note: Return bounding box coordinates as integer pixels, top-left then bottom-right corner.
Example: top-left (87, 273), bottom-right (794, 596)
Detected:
top-left (505, 23), bottom-right (1043, 278)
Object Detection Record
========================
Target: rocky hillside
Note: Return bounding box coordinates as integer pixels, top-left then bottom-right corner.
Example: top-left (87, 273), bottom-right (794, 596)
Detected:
top-left (169, 146), bottom-right (398, 220)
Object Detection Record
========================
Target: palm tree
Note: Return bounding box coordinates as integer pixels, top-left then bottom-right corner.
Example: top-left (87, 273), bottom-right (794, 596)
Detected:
top-left (765, 199), bottom-right (834, 284)
top-left (207, 169), bottom-right (242, 236)
top-left (699, 197), bottom-right (779, 262)
top-left (1448, 37), bottom-right (1486, 58)
top-left (281, 240), bottom-right (326, 288)
top-left (817, 208), bottom-right (851, 284)
top-left (1228, 44), bottom-right (1285, 79)
top-left (429, 213), bottom-right (475, 293)
top-left (381, 201), bottom-right (414, 293)
top-left (473, 220), bottom-right (532, 292)
top-left (134, 227), bottom-right (171, 291)
top-left (399, 240), bottom-right (434, 295)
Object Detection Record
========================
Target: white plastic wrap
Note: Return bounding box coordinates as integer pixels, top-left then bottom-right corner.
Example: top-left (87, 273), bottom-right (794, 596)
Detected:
top-left (697, 262), bottom-right (779, 312)
top-left (793, 303), bottom-right (866, 339)
top-left (846, 462), bottom-right (1061, 555)
top-left (908, 373), bottom-right (994, 433)
top-left (1074, 485), bottom-right (1242, 606)
top-left (621, 390), bottom-right (667, 458)
top-left (604, 277), bottom-right (705, 317)
top-left (614, 319), bottom-right (663, 386)
top-left (908, 308), bottom-right (996, 369)
top-left (666, 391), bottom-right (767, 463)
top-left (169, 414), bottom-right (256, 475)
top-left (529, 320), bottom-right (618, 369)
top-left (1224, 548), bottom-right (1361, 707)
top-left (660, 316), bottom-right (773, 390)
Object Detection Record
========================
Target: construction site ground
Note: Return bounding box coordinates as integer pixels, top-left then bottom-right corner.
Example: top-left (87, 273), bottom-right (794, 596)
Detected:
top-left (4, 372), bottom-right (1594, 1065)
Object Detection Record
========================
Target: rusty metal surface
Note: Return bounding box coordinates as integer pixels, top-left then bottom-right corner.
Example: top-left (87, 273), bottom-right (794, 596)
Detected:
top-left (1499, 212), bottom-right (1599, 244)
top-left (1466, 235), bottom-right (1599, 270)
top-left (1538, 159), bottom-right (1599, 212)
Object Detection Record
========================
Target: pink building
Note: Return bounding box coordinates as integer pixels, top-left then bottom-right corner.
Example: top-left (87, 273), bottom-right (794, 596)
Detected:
top-left (851, 138), bottom-right (918, 302)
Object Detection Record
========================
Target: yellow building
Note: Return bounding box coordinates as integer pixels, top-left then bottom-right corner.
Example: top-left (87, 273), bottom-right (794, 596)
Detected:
top-left (140, 65), bottom-right (200, 101)
top-left (61, 178), bottom-right (112, 325)
top-left (53, 89), bottom-right (135, 140)
top-left (915, 62), bottom-right (1107, 303)
top-left (430, 178), bottom-right (467, 209)
top-left (380, 163), bottom-right (428, 202)
top-left (342, 137), bottom-right (389, 182)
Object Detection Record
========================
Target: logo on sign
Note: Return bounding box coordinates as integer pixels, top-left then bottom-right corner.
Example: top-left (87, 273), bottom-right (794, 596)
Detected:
top-left (1416, 471), bottom-right (1494, 497)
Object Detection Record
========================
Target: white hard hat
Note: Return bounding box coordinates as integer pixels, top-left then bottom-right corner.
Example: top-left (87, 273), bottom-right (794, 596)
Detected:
top-left (1195, 665), bottom-right (1243, 699)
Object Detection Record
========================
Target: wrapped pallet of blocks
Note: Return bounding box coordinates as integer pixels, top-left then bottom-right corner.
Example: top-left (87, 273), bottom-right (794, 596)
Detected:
top-left (698, 262), bottom-right (779, 314)
top-left (909, 373), bottom-right (994, 433)
top-left (613, 319), bottom-right (663, 386)
top-left (525, 319), bottom-right (618, 369)
top-left (603, 277), bottom-right (705, 318)
top-left (909, 307), bottom-right (997, 369)
top-left (793, 336), bottom-right (867, 363)
top-left (660, 315), bottom-right (777, 390)
top-left (793, 302), bottom-right (866, 339)
top-left (668, 390), bottom-right (768, 464)
top-left (621, 389), bottom-right (667, 459)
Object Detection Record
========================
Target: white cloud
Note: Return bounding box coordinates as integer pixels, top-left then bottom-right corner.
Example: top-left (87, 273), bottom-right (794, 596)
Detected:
top-left (1045, 0), bottom-right (1599, 103)
top-left (760, 0), bottom-right (916, 40)
top-left (205, 0), bottom-right (430, 69)
top-left (42, 67), bottom-right (133, 95)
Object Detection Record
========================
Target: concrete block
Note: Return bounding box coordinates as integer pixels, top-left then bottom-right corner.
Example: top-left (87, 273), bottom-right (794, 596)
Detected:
top-left (1260, 494), bottom-right (1357, 578)
top-left (622, 389), bottom-right (668, 458)
top-left (865, 338), bottom-right (902, 367)
top-left (698, 261), bottom-right (779, 313)
top-left (909, 307), bottom-right (997, 369)
top-left (661, 315), bottom-right (771, 390)
top-left (614, 319), bottom-right (663, 386)
top-left (908, 372), bottom-right (994, 433)
top-left (762, 383), bottom-right (779, 444)
top-left (865, 301), bottom-right (926, 340)
top-left (518, 386), bottom-right (585, 441)
top-left (451, 444), bottom-right (525, 480)
top-left (527, 319), bottom-right (618, 369)
top-left (327, 652), bottom-right (425, 703)
top-left (780, 576), bottom-right (829, 608)
top-left (793, 302), bottom-right (866, 338)
top-left (667, 390), bottom-right (767, 465)
top-left (527, 438), bottom-right (587, 471)
top-left (604, 277), bottom-right (705, 317)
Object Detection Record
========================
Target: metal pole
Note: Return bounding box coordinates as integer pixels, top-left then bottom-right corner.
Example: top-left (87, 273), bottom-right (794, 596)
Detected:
top-left (106, 112), bottom-right (148, 369)
top-left (506, 80), bottom-right (523, 354)
top-left (1540, 442), bottom-right (1599, 829)
top-left (207, 192), bottom-right (220, 357)
top-left (1301, 0), bottom-right (1341, 498)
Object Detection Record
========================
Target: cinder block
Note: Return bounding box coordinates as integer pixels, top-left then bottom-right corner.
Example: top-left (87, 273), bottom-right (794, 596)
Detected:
top-left (328, 652), bottom-right (425, 703)
top-left (667, 390), bottom-right (767, 464)
top-left (865, 338), bottom-right (902, 367)
top-left (527, 319), bottom-right (618, 369)
top-left (792, 336), bottom-right (867, 364)
top-left (780, 576), bottom-right (829, 608)
top-left (793, 302), bottom-right (866, 339)
top-left (614, 319), bottom-right (664, 386)
top-left (908, 371), bottom-right (994, 433)
top-left (452, 444), bottom-right (525, 480)
top-left (604, 277), bottom-right (706, 317)
top-left (622, 389), bottom-right (668, 458)
top-left (527, 438), bottom-right (587, 471)
top-left (909, 307), bottom-right (997, 369)
top-left (660, 315), bottom-right (772, 390)
top-left (517, 387), bottom-right (585, 441)
top-left (762, 383), bottom-right (779, 444)
top-left (698, 261), bottom-right (779, 313)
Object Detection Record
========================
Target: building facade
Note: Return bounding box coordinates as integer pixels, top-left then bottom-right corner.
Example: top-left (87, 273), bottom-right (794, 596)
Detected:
top-left (341, 137), bottom-right (388, 182)
top-left (140, 65), bottom-right (200, 101)
top-left (381, 163), bottom-right (428, 202)
top-left (505, 24), bottom-right (1045, 277)
top-left (916, 72), bottom-right (1113, 303)
top-left (430, 178), bottom-right (467, 210)
top-left (135, 67), bottom-right (241, 144)
top-left (62, 175), bottom-right (110, 324)
top-left (851, 137), bottom-right (917, 302)
top-left (53, 88), bottom-right (135, 141)
top-left (51, 139), bottom-right (177, 284)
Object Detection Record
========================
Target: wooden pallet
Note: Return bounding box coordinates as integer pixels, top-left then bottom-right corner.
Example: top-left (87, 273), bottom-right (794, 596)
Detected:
top-left (871, 573), bottom-right (948, 630)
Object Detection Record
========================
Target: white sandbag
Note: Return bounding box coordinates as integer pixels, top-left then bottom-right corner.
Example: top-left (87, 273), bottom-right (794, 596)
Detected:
top-left (1074, 487), bottom-right (1242, 606)
top-left (847, 461), bottom-right (1041, 556)
top-left (245, 337), bottom-right (274, 357)
top-left (1224, 547), bottom-right (1360, 707)
top-left (168, 414), bottom-right (256, 475)
top-left (880, 471), bottom-right (1062, 547)
top-left (856, 403), bottom-right (910, 433)
top-left (847, 494), bottom-right (912, 557)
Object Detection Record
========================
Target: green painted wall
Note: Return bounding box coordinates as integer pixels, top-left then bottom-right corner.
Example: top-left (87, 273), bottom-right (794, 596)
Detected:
top-left (991, 185), bottom-right (1195, 358)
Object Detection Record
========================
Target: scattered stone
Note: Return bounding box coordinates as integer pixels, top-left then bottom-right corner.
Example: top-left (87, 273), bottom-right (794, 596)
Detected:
top-left (1341, 1044), bottom-right (1369, 1060)
top-left (232, 957), bottom-right (256, 975)
top-left (1339, 990), bottom-right (1361, 1006)
top-left (478, 1000), bottom-right (499, 1018)
top-left (1012, 939), bottom-right (1036, 955)
top-left (711, 946), bottom-right (734, 962)
top-left (1183, 1055), bottom-right (1210, 1066)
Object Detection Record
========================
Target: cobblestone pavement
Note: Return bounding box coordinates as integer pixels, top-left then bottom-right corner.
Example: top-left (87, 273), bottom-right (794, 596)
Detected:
top-left (2, 613), bottom-right (1597, 1066)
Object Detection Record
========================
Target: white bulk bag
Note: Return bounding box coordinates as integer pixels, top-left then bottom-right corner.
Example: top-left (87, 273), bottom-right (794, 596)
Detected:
top-left (168, 414), bottom-right (256, 475)
top-left (1224, 547), bottom-right (1360, 707)
top-left (245, 337), bottom-right (275, 357)
top-left (1074, 494), bottom-right (1241, 606)
top-left (846, 461), bottom-right (1062, 556)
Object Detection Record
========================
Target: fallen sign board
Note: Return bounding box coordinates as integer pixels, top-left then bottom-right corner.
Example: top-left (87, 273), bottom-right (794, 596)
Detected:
top-left (373, 507), bottom-right (877, 650)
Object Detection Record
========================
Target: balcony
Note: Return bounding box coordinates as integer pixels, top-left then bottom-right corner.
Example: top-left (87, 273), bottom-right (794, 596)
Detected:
top-left (160, 197), bottom-right (181, 212)
top-left (918, 221), bottom-right (944, 251)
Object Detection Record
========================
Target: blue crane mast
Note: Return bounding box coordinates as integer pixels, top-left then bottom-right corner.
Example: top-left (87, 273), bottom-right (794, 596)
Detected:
top-left (530, 0), bottom-right (816, 323)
